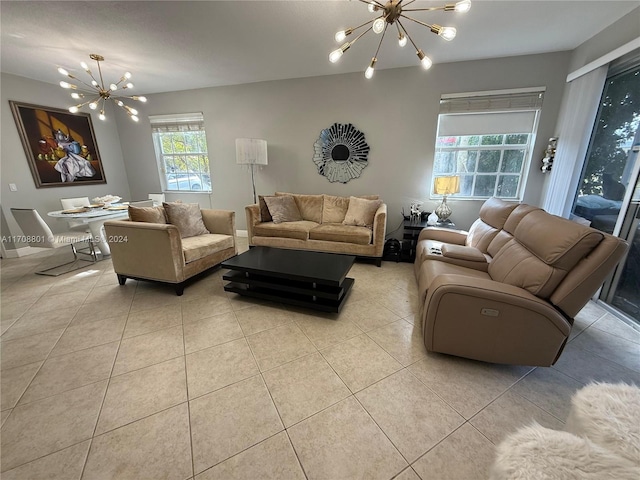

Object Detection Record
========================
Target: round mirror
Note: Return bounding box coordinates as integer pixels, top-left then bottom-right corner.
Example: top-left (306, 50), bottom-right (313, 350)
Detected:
top-left (313, 123), bottom-right (370, 183)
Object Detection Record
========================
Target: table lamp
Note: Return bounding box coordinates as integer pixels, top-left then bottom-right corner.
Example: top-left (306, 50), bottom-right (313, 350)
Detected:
top-left (433, 175), bottom-right (460, 222)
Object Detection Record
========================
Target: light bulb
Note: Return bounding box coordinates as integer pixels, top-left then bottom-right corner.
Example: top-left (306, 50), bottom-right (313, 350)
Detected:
top-left (335, 30), bottom-right (347, 42)
top-left (60, 81), bottom-right (70, 89)
top-left (80, 61), bottom-right (89, 71)
top-left (439, 27), bottom-right (456, 41)
top-left (58, 67), bottom-right (69, 76)
top-left (71, 92), bottom-right (81, 99)
top-left (134, 96), bottom-right (147, 102)
top-left (398, 33), bottom-right (407, 47)
top-left (110, 83), bottom-right (118, 91)
top-left (368, 1), bottom-right (377, 13)
top-left (364, 57), bottom-right (377, 79)
top-left (329, 49), bottom-right (343, 63)
top-left (129, 108), bottom-right (138, 115)
top-left (117, 100), bottom-right (124, 107)
top-left (124, 72), bottom-right (132, 79)
top-left (91, 80), bottom-right (98, 87)
top-left (89, 102), bottom-right (98, 110)
top-left (417, 49), bottom-right (432, 70)
top-left (125, 82), bottom-right (134, 89)
top-left (455, 0), bottom-right (471, 13)
top-left (373, 17), bottom-right (385, 34)
top-left (68, 106), bottom-right (79, 113)
top-left (99, 111), bottom-right (106, 121)
top-left (131, 115), bottom-right (139, 122)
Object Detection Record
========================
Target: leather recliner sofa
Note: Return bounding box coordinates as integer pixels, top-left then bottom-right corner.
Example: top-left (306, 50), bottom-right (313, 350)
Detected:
top-left (414, 198), bottom-right (628, 366)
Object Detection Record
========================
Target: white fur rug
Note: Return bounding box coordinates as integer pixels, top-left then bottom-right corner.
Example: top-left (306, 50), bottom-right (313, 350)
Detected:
top-left (490, 422), bottom-right (640, 480)
top-left (565, 382), bottom-right (640, 466)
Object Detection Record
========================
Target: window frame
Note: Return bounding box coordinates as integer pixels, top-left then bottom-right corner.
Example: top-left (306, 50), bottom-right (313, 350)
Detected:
top-left (432, 130), bottom-right (535, 201)
top-left (149, 113), bottom-right (212, 194)
top-left (431, 89), bottom-right (544, 202)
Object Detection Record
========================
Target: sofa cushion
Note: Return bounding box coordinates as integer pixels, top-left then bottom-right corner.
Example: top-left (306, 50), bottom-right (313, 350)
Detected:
top-left (264, 195), bottom-right (303, 224)
top-left (181, 234), bottom-right (235, 264)
top-left (489, 211), bottom-right (604, 298)
top-left (275, 192), bottom-right (323, 223)
top-left (343, 196), bottom-right (382, 227)
top-left (163, 202), bottom-right (209, 238)
top-left (479, 197), bottom-right (518, 229)
top-left (322, 195), bottom-right (350, 224)
top-left (309, 223), bottom-right (372, 245)
top-left (258, 195), bottom-right (274, 223)
top-left (465, 219), bottom-right (500, 253)
top-left (128, 205), bottom-right (167, 224)
top-left (254, 220), bottom-right (319, 240)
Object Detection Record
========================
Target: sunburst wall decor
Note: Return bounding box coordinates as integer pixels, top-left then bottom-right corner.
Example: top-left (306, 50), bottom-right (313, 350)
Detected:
top-left (313, 123), bottom-right (370, 183)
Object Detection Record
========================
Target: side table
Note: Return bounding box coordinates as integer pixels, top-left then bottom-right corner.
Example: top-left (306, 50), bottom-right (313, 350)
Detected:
top-left (400, 218), bottom-right (456, 262)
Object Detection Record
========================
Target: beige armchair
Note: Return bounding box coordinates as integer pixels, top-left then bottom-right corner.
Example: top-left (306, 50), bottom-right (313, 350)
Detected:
top-left (415, 198), bottom-right (628, 366)
top-left (104, 209), bottom-right (237, 295)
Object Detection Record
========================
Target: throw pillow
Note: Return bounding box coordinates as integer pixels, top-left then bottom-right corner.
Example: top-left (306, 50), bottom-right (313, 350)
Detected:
top-left (128, 205), bottom-right (167, 224)
top-left (342, 196), bottom-right (382, 227)
top-left (258, 195), bottom-right (274, 223)
top-left (322, 195), bottom-right (350, 223)
top-left (264, 195), bottom-right (303, 224)
top-left (162, 202), bottom-right (209, 238)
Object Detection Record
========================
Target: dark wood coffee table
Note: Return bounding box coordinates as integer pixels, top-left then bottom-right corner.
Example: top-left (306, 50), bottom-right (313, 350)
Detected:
top-left (221, 247), bottom-right (355, 313)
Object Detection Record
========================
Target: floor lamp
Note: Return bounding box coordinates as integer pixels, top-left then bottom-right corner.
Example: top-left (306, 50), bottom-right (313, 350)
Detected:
top-left (236, 138), bottom-right (268, 204)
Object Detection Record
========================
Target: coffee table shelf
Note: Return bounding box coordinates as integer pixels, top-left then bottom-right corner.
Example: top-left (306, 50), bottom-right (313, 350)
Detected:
top-left (221, 247), bottom-right (355, 313)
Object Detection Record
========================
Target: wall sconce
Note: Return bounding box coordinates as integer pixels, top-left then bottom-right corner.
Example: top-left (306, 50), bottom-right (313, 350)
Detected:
top-left (541, 137), bottom-right (558, 173)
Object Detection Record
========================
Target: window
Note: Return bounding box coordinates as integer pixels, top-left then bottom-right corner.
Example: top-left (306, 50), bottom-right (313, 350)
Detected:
top-left (433, 90), bottom-right (544, 200)
top-left (149, 113), bottom-right (211, 193)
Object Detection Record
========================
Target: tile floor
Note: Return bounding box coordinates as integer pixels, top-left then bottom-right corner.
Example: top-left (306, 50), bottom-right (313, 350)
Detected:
top-left (1, 238), bottom-right (639, 479)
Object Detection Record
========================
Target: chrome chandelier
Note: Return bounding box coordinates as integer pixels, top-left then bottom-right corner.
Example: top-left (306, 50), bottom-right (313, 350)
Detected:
top-left (57, 54), bottom-right (147, 122)
top-left (330, 0), bottom-right (471, 78)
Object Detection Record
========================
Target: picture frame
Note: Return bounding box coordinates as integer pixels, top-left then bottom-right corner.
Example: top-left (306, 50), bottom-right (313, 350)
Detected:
top-left (9, 101), bottom-right (107, 188)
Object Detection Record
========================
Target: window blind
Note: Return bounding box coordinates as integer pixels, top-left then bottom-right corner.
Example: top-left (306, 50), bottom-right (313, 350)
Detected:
top-left (149, 112), bottom-right (204, 133)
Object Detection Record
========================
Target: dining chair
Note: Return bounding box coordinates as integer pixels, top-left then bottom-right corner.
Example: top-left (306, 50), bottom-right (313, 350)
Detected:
top-left (129, 200), bottom-right (154, 207)
top-left (148, 193), bottom-right (165, 206)
top-left (10, 208), bottom-right (98, 276)
top-left (60, 196), bottom-right (91, 232)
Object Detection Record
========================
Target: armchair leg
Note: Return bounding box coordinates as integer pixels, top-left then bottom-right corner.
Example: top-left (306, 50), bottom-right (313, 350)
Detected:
top-left (175, 283), bottom-right (185, 296)
top-left (117, 274), bottom-right (127, 286)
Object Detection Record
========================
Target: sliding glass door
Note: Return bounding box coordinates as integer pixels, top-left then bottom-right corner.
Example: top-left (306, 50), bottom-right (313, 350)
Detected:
top-left (571, 64), bottom-right (640, 323)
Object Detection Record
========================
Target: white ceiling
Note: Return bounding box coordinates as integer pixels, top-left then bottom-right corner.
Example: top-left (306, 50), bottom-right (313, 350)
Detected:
top-left (1, 1), bottom-right (637, 95)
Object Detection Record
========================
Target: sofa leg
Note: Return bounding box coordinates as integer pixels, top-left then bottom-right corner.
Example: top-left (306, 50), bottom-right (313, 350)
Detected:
top-left (117, 274), bottom-right (127, 286)
top-left (175, 283), bottom-right (185, 296)
top-left (376, 258), bottom-right (382, 267)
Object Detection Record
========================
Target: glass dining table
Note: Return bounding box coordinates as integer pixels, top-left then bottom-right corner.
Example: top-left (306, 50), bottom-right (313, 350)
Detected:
top-left (48, 206), bottom-right (129, 256)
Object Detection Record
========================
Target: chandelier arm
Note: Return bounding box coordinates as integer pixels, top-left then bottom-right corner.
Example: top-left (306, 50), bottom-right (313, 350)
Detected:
top-left (400, 14), bottom-right (435, 30)
top-left (350, 17), bottom-right (377, 33)
top-left (402, 6), bottom-right (447, 12)
top-left (350, 25), bottom-right (374, 47)
top-left (397, 20), bottom-right (421, 51)
top-left (74, 78), bottom-right (102, 91)
top-left (373, 23), bottom-right (388, 58)
top-left (357, 0), bottom-right (385, 7)
top-left (95, 59), bottom-right (106, 90)
top-left (401, 0), bottom-right (419, 7)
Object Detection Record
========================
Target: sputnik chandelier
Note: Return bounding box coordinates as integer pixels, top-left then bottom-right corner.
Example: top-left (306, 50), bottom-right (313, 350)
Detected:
top-left (57, 54), bottom-right (147, 122)
top-left (330, 0), bottom-right (471, 78)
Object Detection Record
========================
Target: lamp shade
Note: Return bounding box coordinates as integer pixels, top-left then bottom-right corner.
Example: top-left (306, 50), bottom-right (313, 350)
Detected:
top-left (433, 176), bottom-right (460, 195)
top-left (236, 138), bottom-right (268, 165)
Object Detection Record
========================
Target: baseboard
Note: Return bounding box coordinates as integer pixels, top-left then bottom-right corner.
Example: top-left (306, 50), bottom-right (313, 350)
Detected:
top-left (236, 230), bottom-right (248, 238)
top-left (2, 246), bottom-right (46, 258)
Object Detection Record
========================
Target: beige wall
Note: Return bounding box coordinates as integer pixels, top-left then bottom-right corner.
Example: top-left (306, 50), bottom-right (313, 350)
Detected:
top-left (1, 74), bottom-right (131, 247)
top-left (117, 51), bottom-right (570, 232)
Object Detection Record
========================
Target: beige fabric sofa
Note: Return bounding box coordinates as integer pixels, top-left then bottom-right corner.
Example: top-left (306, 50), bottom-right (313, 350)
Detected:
top-left (246, 193), bottom-right (387, 266)
top-left (104, 209), bottom-right (237, 295)
top-left (414, 198), bottom-right (628, 366)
